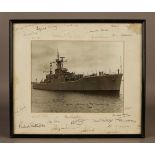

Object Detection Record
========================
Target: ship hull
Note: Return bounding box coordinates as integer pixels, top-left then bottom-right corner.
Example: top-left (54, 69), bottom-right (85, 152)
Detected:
top-left (32, 74), bottom-right (123, 92)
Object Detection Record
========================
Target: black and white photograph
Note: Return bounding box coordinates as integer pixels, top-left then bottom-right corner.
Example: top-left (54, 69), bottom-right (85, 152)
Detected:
top-left (31, 40), bottom-right (124, 113)
top-left (10, 20), bottom-right (145, 136)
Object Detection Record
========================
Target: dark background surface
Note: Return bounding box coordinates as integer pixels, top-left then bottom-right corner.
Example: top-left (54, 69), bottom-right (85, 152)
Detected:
top-left (0, 12), bottom-right (154, 143)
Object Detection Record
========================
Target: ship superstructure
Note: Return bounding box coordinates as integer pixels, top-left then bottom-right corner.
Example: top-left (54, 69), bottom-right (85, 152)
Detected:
top-left (33, 51), bottom-right (123, 92)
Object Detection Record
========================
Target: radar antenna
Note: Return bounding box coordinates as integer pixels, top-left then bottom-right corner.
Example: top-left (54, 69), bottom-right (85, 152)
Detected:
top-left (60, 56), bottom-right (67, 68)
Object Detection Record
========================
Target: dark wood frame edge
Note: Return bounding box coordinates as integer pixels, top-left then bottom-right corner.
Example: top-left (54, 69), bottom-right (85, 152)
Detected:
top-left (9, 19), bottom-right (146, 138)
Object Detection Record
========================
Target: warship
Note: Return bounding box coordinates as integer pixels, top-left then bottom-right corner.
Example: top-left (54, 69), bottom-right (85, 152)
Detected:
top-left (32, 52), bottom-right (123, 92)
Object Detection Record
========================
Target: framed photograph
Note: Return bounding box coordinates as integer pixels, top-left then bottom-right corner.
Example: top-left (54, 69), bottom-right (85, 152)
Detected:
top-left (10, 19), bottom-right (145, 138)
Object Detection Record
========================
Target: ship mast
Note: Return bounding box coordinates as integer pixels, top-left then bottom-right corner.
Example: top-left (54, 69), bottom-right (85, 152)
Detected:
top-left (57, 48), bottom-right (59, 60)
top-left (55, 49), bottom-right (67, 70)
top-left (56, 49), bottom-right (62, 70)
top-left (120, 56), bottom-right (122, 73)
top-left (50, 62), bottom-right (52, 74)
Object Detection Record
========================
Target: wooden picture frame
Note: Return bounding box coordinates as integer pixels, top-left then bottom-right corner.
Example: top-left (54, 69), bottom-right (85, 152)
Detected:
top-left (10, 19), bottom-right (146, 138)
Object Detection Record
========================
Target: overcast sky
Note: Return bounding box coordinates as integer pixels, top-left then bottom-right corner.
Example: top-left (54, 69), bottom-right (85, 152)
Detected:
top-left (31, 40), bottom-right (123, 81)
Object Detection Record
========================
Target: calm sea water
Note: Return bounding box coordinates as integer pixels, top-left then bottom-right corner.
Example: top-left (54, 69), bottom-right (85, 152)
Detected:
top-left (31, 82), bottom-right (123, 113)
